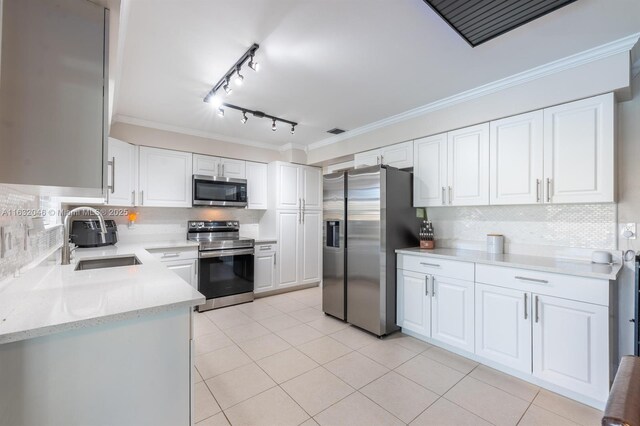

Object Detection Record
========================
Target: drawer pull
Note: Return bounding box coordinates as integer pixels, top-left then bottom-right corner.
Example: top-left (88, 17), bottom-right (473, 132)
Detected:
top-left (162, 253), bottom-right (181, 258)
top-left (420, 262), bottom-right (441, 268)
top-left (515, 276), bottom-right (548, 284)
top-left (260, 246), bottom-right (272, 250)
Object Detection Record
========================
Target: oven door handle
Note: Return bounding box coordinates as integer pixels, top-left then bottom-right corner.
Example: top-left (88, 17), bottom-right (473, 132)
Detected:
top-left (199, 248), bottom-right (255, 258)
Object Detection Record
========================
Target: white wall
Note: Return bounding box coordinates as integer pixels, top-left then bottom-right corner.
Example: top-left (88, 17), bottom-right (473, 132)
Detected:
top-left (308, 51), bottom-right (630, 165)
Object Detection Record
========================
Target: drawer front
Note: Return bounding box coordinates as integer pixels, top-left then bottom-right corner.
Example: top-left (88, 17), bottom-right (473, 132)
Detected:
top-left (476, 264), bottom-right (609, 306)
top-left (398, 254), bottom-right (474, 281)
top-left (255, 243), bottom-right (277, 254)
top-left (147, 246), bottom-right (198, 261)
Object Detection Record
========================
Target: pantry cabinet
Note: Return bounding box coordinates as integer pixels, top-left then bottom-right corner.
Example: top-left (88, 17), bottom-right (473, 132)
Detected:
top-left (475, 283), bottom-right (532, 373)
top-left (276, 210), bottom-right (301, 288)
top-left (271, 162), bottom-right (322, 211)
top-left (354, 141), bottom-right (414, 169)
top-left (106, 138), bottom-right (137, 206)
top-left (413, 93), bottom-right (615, 207)
top-left (489, 111), bottom-right (544, 205)
top-left (301, 210), bottom-right (322, 284)
top-left (139, 147), bottom-right (192, 207)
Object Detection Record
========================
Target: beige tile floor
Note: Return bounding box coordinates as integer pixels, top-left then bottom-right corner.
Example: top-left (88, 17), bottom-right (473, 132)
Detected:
top-left (193, 287), bottom-right (603, 426)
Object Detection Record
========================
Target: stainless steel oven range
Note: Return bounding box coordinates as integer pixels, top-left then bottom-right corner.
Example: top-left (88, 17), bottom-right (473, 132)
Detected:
top-left (187, 220), bottom-right (254, 311)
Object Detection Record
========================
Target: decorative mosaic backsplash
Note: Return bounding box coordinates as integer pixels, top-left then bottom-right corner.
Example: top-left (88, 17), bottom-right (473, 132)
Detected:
top-left (0, 185), bottom-right (63, 282)
top-left (426, 203), bottom-right (617, 256)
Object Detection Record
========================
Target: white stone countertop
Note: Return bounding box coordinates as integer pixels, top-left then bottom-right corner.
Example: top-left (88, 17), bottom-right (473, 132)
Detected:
top-left (395, 247), bottom-right (623, 280)
top-left (0, 240), bottom-right (205, 345)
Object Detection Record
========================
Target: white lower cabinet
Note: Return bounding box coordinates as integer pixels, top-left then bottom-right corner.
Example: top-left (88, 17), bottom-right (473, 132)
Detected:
top-left (475, 283), bottom-right (532, 373)
top-left (254, 243), bottom-right (277, 294)
top-left (164, 259), bottom-right (198, 289)
top-left (397, 263), bottom-right (474, 352)
top-left (532, 294), bottom-right (609, 402)
top-left (431, 275), bottom-right (474, 353)
top-left (397, 270), bottom-right (430, 337)
top-left (397, 253), bottom-right (613, 408)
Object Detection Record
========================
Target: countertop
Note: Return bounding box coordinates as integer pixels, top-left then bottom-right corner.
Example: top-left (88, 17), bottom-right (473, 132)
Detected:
top-left (395, 247), bottom-right (623, 280)
top-left (0, 240), bottom-right (205, 345)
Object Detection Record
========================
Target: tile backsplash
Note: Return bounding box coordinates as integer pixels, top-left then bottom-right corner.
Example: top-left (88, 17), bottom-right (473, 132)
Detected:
top-left (0, 185), bottom-right (62, 282)
top-left (427, 203), bottom-right (617, 258)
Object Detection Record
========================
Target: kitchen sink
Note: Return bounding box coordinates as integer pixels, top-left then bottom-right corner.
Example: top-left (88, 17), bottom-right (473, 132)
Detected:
top-left (74, 255), bottom-right (142, 271)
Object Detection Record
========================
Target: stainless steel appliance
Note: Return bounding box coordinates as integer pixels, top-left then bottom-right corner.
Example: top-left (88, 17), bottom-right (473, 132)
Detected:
top-left (193, 175), bottom-right (248, 207)
top-left (322, 165), bottom-right (419, 336)
top-left (70, 219), bottom-right (118, 248)
top-left (187, 221), bottom-right (254, 311)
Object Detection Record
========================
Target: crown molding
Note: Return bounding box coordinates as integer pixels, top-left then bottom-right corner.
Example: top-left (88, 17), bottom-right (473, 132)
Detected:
top-left (308, 33), bottom-right (640, 151)
top-left (111, 114), bottom-right (286, 152)
top-left (278, 143), bottom-right (308, 153)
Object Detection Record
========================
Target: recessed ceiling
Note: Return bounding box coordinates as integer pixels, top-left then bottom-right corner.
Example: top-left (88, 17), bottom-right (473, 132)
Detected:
top-left (113, 0), bottom-right (640, 149)
top-left (423, 0), bottom-right (578, 47)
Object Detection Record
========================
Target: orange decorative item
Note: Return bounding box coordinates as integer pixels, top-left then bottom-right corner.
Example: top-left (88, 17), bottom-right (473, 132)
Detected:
top-left (127, 212), bottom-right (138, 229)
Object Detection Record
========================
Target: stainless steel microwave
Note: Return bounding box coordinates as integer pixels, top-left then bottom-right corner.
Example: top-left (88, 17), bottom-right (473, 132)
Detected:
top-left (192, 175), bottom-right (248, 207)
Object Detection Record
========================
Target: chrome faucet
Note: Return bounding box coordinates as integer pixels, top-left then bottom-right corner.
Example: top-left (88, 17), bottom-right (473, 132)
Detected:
top-left (61, 206), bottom-right (107, 265)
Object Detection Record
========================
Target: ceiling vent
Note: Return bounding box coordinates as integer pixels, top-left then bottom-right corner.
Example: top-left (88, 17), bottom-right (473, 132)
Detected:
top-left (423, 0), bottom-right (577, 47)
top-left (327, 128), bottom-right (346, 135)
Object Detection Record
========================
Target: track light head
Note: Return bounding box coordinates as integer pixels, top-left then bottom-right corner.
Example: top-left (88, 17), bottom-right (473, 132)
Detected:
top-left (217, 107), bottom-right (225, 117)
top-left (248, 55), bottom-right (259, 72)
top-left (223, 82), bottom-right (232, 95)
top-left (290, 125), bottom-right (296, 135)
top-left (234, 68), bottom-right (244, 86)
top-left (272, 119), bottom-right (277, 131)
top-left (241, 111), bottom-right (248, 124)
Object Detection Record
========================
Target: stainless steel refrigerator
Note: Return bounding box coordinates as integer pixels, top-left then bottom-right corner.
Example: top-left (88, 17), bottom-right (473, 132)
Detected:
top-left (322, 165), bottom-right (419, 336)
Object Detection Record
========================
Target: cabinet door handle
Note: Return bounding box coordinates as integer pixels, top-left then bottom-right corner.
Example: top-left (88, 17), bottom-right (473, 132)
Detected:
top-left (524, 293), bottom-right (528, 320)
top-left (140, 190), bottom-right (144, 205)
top-left (441, 187), bottom-right (446, 205)
top-left (131, 190), bottom-right (135, 205)
top-left (274, 252), bottom-right (276, 265)
top-left (536, 179), bottom-right (541, 203)
top-left (420, 262), bottom-right (440, 267)
top-left (298, 198), bottom-right (302, 224)
top-left (546, 178), bottom-right (551, 202)
top-left (535, 295), bottom-right (540, 323)
top-left (448, 186), bottom-right (452, 205)
top-left (425, 275), bottom-right (429, 296)
top-left (222, 164), bottom-right (225, 176)
top-left (108, 157), bottom-right (115, 194)
top-left (302, 199), bottom-right (306, 224)
top-left (162, 253), bottom-right (180, 259)
top-left (515, 276), bottom-right (548, 284)
top-left (380, 155), bottom-right (384, 165)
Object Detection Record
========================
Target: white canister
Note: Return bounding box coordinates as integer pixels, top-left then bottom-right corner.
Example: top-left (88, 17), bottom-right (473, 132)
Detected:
top-left (487, 234), bottom-right (504, 254)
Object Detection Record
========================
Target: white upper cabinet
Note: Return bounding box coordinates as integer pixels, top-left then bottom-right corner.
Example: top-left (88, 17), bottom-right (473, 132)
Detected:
top-left (489, 111), bottom-right (544, 205)
top-left (275, 162), bottom-right (302, 210)
top-left (193, 154), bottom-right (246, 178)
top-left (354, 141), bottom-right (414, 169)
top-left (192, 154), bottom-right (220, 176)
top-left (543, 93), bottom-right (614, 203)
top-left (302, 166), bottom-right (323, 211)
top-left (139, 147), bottom-right (192, 207)
top-left (219, 158), bottom-right (246, 179)
top-left (414, 133), bottom-right (448, 207)
top-left (245, 162), bottom-right (268, 209)
top-left (106, 138), bottom-right (137, 206)
top-left (448, 123), bottom-right (490, 206)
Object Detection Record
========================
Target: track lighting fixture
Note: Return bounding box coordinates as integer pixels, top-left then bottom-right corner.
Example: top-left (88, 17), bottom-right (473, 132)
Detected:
top-left (203, 43), bottom-right (259, 105)
top-left (234, 67), bottom-right (244, 86)
top-left (216, 103), bottom-right (297, 135)
top-left (248, 54), bottom-right (259, 72)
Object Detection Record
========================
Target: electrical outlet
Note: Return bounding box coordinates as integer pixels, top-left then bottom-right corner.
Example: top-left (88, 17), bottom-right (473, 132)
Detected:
top-left (620, 223), bottom-right (637, 240)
